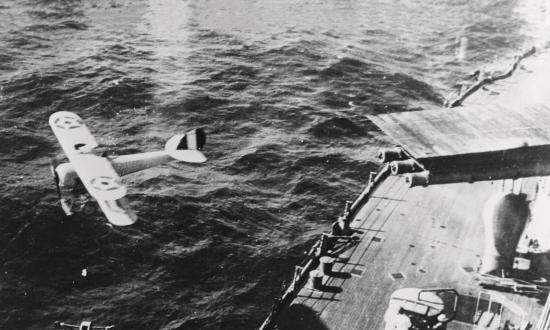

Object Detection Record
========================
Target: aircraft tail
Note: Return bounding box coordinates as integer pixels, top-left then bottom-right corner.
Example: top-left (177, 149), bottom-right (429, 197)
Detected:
top-left (165, 128), bottom-right (207, 163)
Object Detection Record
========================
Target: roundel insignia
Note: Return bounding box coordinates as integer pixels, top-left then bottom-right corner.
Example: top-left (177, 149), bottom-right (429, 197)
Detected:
top-left (54, 116), bottom-right (83, 129)
top-left (90, 176), bottom-right (122, 191)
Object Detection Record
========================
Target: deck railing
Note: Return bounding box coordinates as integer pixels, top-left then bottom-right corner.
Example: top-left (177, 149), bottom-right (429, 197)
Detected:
top-left (258, 164), bottom-right (391, 330)
top-left (444, 46), bottom-right (536, 108)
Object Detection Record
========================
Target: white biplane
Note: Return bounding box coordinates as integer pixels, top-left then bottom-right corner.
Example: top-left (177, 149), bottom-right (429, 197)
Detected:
top-left (49, 111), bottom-right (207, 226)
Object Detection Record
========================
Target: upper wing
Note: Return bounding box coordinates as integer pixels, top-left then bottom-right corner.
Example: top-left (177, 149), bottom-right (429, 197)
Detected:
top-left (369, 103), bottom-right (550, 158)
top-left (49, 111), bottom-right (126, 200)
top-left (49, 111), bottom-right (98, 154)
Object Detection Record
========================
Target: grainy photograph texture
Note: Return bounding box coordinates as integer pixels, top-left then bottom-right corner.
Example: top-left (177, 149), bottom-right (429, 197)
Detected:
top-left (1, 1), bottom-right (550, 329)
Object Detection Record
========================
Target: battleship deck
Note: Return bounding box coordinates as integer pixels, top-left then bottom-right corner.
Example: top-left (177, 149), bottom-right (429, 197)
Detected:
top-left (268, 48), bottom-right (550, 330)
top-left (279, 176), bottom-right (545, 329)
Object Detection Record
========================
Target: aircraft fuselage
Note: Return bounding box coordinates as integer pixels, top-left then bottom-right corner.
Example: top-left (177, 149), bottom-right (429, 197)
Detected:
top-left (55, 151), bottom-right (174, 188)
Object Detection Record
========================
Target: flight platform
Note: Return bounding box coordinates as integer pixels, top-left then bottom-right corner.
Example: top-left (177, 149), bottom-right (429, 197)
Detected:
top-left (263, 48), bottom-right (550, 330)
top-left (278, 176), bottom-right (547, 330)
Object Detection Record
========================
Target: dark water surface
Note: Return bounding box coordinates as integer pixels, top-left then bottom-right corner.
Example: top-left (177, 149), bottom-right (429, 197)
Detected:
top-left (1, 0), bottom-right (548, 329)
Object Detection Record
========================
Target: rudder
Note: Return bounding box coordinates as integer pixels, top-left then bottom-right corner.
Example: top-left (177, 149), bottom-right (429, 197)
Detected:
top-left (165, 128), bottom-right (207, 163)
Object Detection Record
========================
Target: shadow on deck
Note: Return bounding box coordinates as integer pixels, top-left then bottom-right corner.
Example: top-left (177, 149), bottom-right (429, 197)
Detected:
top-left (278, 304), bottom-right (330, 330)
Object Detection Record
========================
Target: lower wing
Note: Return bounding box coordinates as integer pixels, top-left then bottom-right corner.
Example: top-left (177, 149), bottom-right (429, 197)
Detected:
top-left (96, 198), bottom-right (137, 226)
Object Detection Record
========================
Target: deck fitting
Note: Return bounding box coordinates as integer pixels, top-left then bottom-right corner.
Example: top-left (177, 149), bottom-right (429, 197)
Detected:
top-left (350, 268), bottom-right (364, 277)
top-left (390, 272), bottom-right (405, 280)
top-left (462, 266), bottom-right (475, 273)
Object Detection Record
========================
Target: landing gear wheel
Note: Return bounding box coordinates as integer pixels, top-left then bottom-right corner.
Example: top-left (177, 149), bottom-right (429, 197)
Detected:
top-left (81, 201), bottom-right (97, 215)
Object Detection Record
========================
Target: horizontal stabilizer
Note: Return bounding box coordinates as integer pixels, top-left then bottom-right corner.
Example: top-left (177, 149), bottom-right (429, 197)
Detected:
top-left (165, 128), bottom-right (207, 163)
top-left (167, 149), bottom-right (207, 163)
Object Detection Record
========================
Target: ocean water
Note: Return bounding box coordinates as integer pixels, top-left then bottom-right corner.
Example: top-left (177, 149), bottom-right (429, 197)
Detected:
top-left (0, 0), bottom-right (548, 329)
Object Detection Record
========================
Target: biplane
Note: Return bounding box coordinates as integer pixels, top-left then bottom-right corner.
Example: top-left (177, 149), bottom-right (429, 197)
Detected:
top-left (49, 111), bottom-right (206, 226)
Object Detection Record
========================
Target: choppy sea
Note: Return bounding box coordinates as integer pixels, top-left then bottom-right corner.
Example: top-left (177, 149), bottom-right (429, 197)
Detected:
top-left (1, 0), bottom-right (549, 329)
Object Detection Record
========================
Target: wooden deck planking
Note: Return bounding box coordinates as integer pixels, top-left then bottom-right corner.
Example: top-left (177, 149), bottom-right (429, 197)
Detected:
top-left (346, 181), bottom-right (474, 329)
top-left (292, 178), bottom-right (409, 320)
top-left (332, 177), bottom-right (414, 330)
top-left (369, 104), bottom-right (550, 158)
top-left (283, 177), bottom-right (545, 330)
